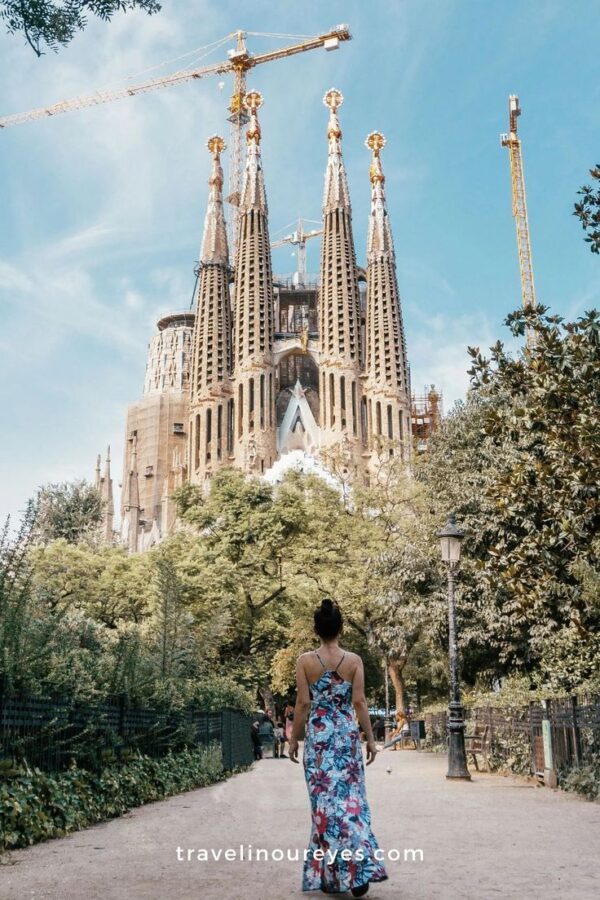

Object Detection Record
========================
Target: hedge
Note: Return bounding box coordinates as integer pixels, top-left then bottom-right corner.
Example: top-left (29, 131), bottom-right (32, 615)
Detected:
top-left (1, 743), bottom-right (239, 850)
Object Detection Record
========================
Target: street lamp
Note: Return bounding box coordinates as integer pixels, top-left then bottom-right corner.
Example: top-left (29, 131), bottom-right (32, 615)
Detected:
top-left (438, 514), bottom-right (471, 781)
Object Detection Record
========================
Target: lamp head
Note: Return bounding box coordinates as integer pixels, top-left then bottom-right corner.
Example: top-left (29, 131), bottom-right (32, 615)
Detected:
top-left (437, 514), bottom-right (464, 564)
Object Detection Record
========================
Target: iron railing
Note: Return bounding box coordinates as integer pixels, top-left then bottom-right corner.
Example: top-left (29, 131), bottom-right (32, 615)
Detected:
top-left (419, 693), bottom-right (600, 780)
top-left (0, 676), bottom-right (253, 773)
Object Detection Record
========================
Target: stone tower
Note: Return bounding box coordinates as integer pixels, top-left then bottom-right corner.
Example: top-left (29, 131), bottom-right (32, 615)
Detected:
top-left (189, 135), bottom-right (234, 487)
top-left (363, 132), bottom-right (411, 467)
top-left (318, 89), bottom-right (364, 471)
top-left (121, 311), bottom-right (193, 551)
top-left (121, 433), bottom-right (140, 554)
top-left (232, 91), bottom-right (277, 475)
top-left (95, 446), bottom-right (114, 544)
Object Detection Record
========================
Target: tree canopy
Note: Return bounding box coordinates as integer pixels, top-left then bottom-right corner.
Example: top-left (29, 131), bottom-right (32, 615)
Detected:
top-left (1, 0), bottom-right (160, 56)
top-left (574, 165), bottom-right (600, 254)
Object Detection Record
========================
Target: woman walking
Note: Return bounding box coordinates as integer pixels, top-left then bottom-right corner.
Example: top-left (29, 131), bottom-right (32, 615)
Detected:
top-left (289, 598), bottom-right (388, 896)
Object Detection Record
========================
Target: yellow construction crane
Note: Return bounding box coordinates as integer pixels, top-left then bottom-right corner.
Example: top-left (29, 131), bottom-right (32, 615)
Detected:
top-left (0, 25), bottom-right (351, 258)
top-left (500, 95), bottom-right (537, 346)
top-left (271, 218), bottom-right (323, 286)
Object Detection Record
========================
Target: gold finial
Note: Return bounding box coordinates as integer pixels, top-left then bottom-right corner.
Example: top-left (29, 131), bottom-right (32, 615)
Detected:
top-left (323, 88), bottom-right (344, 111)
top-left (207, 135), bottom-right (226, 158)
top-left (244, 90), bottom-right (263, 144)
top-left (366, 131), bottom-right (386, 154)
top-left (366, 131), bottom-right (386, 184)
top-left (244, 90), bottom-right (264, 112)
top-left (324, 89), bottom-right (343, 142)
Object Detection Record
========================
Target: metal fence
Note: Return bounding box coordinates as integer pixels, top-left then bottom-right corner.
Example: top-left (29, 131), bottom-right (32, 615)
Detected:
top-left (0, 676), bottom-right (253, 773)
top-left (420, 693), bottom-right (600, 782)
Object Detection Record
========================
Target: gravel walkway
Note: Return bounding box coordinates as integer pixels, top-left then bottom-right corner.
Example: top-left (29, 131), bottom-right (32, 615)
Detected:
top-left (2, 749), bottom-right (599, 899)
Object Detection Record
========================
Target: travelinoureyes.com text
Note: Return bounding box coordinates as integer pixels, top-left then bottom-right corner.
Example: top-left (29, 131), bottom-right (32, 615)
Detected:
top-left (175, 845), bottom-right (424, 863)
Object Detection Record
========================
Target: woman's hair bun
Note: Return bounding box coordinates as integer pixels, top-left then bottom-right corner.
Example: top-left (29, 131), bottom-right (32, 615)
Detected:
top-left (314, 597), bottom-right (343, 639)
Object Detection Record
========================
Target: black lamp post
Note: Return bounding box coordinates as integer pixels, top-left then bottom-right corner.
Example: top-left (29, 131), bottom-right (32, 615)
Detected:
top-left (438, 515), bottom-right (471, 781)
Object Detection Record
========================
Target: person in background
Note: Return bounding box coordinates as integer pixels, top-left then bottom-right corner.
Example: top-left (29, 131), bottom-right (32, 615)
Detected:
top-left (284, 699), bottom-right (295, 743)
top-left (274, 721), bottom-right (286, 758)
top-left (251, 719), bottom-right (262, 761)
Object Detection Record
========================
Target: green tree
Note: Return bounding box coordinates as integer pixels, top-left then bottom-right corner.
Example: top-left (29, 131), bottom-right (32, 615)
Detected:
top-left (574, 165), bottom-right (600, 254)
top-left (173, 469), bottom-right (306, 709)
top-left (1, 0), bottom-right (160, 56)
top-left (34, 480), bottom-right (104, 545)
top-left (466, 305), bottom-right (600, 689)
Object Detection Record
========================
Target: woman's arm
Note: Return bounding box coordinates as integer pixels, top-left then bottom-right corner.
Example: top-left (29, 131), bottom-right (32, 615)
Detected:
top-left (288, 656), bottom-right (311, 764)
top-left (351, 657), bottom-right (378, 765)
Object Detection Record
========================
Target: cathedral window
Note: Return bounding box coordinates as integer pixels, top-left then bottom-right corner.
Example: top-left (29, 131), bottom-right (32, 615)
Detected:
top-left (205, 408), bottom-right (212, 463)
top-left (227, 399), bottom-right (235, 455)
top-left (194, 414), bottom-right (201, 471)
top-left (217, 404), bottom-right (223, 461)
top-left (329, 372), bottom-right (335, 427)
top-left (249, 377), bottom-right (255, 431)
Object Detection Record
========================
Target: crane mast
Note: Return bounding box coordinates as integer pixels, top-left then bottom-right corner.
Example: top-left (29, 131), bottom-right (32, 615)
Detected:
top-left (500, 95), bottom-right (537, 346)
top-left (0, 25), bottom-right (351, 263)
top-left (271, 218), bottom-right (323, 286)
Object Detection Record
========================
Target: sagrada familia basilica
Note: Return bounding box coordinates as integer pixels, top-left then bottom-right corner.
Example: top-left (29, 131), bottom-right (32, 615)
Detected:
top-left (96, 88), bottom-right (413, 552)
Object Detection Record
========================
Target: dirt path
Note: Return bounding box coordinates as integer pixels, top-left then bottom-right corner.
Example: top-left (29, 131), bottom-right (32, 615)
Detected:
top-left (2, 749), bottom-right (599, 899)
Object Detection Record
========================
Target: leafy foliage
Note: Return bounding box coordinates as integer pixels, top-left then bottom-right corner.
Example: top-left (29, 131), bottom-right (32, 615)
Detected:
top-left (0, 744), bottom-right (227, 850)
top-left (574, 165), bottom-right (600, 254)
top-left (0, 0), bottom-right (160, 56)
top-left (34, 480), bottom-right (104, 546)
top-left (466, 305), bottom-right (600, 689)
top-left (560, 754), bottom-right (600, 801)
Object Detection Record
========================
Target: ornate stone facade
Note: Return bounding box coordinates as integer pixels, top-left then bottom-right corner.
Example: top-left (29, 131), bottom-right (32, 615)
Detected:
top-left (120, 313), bottom-right (193, 551)
top-left (115, 88), bottom-right (411, 550)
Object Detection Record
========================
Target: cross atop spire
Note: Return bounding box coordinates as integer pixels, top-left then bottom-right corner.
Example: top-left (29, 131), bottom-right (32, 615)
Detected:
top-left (366, 131), bottom-right (394, 259)
top-left (240, 90), bottom-right (267, 211)
top-left (323, 88), bottom-right (351, 212)
top-left (201, 135), bottom-right (229, 265)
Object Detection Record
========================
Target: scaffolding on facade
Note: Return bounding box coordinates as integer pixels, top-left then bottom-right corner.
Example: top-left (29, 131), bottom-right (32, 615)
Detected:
top-left (411, 385), bottom-right (443, 452)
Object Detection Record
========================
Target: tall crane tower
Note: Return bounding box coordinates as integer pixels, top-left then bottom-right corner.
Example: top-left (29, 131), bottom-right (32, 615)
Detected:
top-left (0, 25), bottom-right (351, 261)
top-left (271, 218), bottom-right (323, 286)
top-left (500, 95), bottom-right (537, 346)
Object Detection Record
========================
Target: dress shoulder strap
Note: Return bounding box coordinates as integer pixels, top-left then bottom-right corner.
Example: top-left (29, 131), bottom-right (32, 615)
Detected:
top-left (314, 650), bottom-right (327, 670)
top-left (332, 652), bottom-right (346, 673)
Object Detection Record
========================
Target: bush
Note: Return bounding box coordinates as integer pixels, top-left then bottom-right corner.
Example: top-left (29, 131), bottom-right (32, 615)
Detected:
top-left (0, 743), bottom-right (237, 850)
top-left (489, 730), bottom-right (532, 776)
top-left (560, 755), bottom-right (600, 802)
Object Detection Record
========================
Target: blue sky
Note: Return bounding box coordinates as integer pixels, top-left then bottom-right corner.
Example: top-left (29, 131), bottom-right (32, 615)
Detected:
top-left (1, 0), bottom-right (599, 524)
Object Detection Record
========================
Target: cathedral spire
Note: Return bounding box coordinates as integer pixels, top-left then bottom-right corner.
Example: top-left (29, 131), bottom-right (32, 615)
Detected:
top-left (200, 135), bottom-right (229, 265)
top-left (232, 90), bottom-right (276, 474)
top-left (239, 90), bottom-right (268, 212)
top-left (101, 444), bottom-right (114, 542)
top-left (188, 136), bottom-right (234, 485)
top-left (318, 89), bottom-right (362, 464)
top-left (322, 87), bottom-right (351, 212)
top-left (123, 435), bottom-right (140, 553)
top-left (363, 132), bottom-right (410, 462)
top-left (366, 131), bottom-right (394, 258)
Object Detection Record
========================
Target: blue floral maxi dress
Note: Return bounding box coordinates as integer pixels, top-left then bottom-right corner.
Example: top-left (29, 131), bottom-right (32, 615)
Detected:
top-left (301, 651), bottom-right (389, 892)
